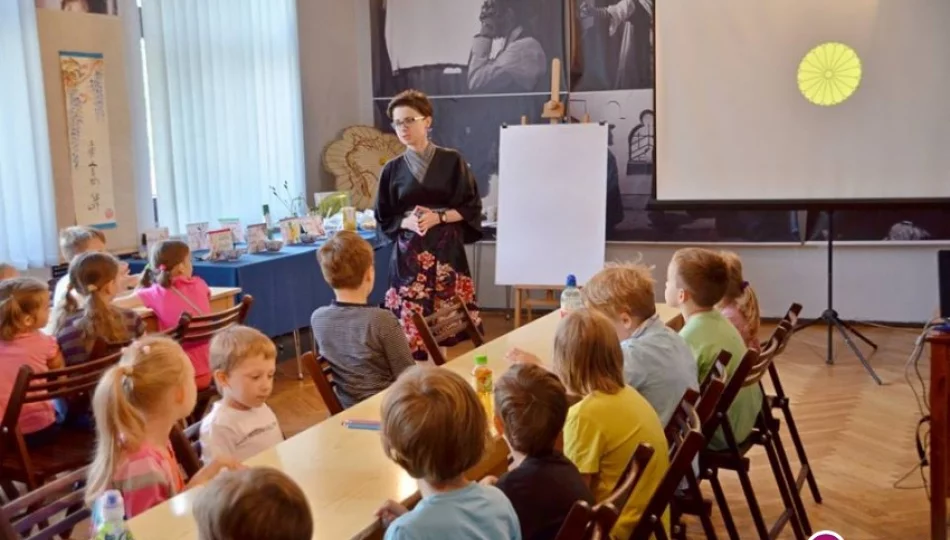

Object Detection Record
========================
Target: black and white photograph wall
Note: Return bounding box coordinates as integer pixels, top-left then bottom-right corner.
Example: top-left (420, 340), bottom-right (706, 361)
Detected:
top-left (570, 0), bottom-right (653, 92)
top-left (805, 210), bottom-right (950, 242)
top-left (370, 0), bottom-right (566, 98)
top-left (36, 0), bottom-right (118, 15)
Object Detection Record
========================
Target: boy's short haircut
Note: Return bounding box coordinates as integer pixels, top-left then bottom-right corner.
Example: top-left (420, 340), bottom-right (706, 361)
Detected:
top-left (493, 363), bottom-right (568, 456)
top-left (582, 263), bottom-right (657, 320)
top-left (209, 325), bottom-right (277, 375)
top-left (59, 226), bottom-right (106, 261)
top-left (672, 248), bottom-right (729, 308)
top-left (0, 263), bottom-right (16, 280)
top-left (381, 365), bottom-right (488, 483)
top-left (317, 231), bottom-right (374, 290)
top-left (193, 467), bottom-right (313, 540)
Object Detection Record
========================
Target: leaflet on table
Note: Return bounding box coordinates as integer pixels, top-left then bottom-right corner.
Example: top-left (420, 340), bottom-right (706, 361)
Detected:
top-left (246, 223), bottom-right (268, 253)
top-left (186, 222), bottom-right (210, 251)
top-left (207, 228), bottom-right (235, 258)
top-left (218, 218), bottom-right (245, 243)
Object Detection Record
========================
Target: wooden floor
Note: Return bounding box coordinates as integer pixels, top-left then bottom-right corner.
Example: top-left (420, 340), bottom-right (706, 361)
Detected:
top-left (270, 314), bottom-right (930, 539)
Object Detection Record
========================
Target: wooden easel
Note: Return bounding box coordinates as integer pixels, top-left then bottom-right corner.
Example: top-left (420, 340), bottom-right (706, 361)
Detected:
top-left (510, 58), bottom-right (584, 328)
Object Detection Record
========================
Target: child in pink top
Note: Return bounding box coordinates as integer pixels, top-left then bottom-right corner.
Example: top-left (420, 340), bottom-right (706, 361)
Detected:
top-left (136, 240), bottom-right (213, 389)
top-left (717, 251), bottom-right (762, 352)
top-left (0, 278), bottom-right (65, 446)
top-left (84, 336), bottom-right (239, 518)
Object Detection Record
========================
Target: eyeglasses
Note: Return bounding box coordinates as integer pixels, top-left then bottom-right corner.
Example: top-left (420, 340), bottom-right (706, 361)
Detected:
top-left (391, 116), bottom-right (426, 129)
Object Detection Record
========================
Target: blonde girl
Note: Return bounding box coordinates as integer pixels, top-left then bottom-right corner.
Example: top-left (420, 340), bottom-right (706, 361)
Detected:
top-left (551, 308), bottom-right (670, 540)
top-left (0, 278), bottom-right (65, 447)
top-left (717, 250), bottom-right (762, 352)
top-left (137, 240), bottom-right (213, 389)
top-left (85, 336), bottom-right (238, 518)
top-left (52, 252), bottom-right (145, 367)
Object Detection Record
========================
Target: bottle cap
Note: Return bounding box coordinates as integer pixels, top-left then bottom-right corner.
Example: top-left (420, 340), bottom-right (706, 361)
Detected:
top-left (474, 355), bottom-right (488, 365)
top-left (566, 274), bottom-right (577, 287)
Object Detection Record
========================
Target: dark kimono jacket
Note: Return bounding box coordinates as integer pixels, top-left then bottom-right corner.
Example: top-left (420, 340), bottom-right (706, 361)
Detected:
top-left (374, 147), bottom-right (483, 360)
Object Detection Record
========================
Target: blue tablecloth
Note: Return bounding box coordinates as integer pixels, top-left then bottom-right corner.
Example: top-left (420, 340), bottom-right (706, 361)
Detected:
top-left (128, 232), bottom-right (392, 337)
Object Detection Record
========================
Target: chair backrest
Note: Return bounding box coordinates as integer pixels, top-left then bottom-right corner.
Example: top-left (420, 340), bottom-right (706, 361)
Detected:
top-left (0, 466), bottom-right (89, 540)
top-left (629, 396), bottom-right (706, 540)
top-left (301, 351), bottom-right (344, 416)
top-left (169, 423), bottom-right (202, 480)
top-left (764, 303), bottom-right (802, 356)
top-left (592, 443), bottom-right (655, 533)
top-left (701, 349), bottom-right (758, 442)
top-left (177, 295), bottom-right (254, 344)
top-left (699, 350), bottom-right (731, 395)
top-left (665, 388), bottom-right (699, 445)
top-left (742, 325), bottom-right (788, 389)
top-left (665, 313), bottom-right (685, 332)
top-left (410, 294), bottom-right (484, 366)
top-left (553, 500), bottom-right (595, 540)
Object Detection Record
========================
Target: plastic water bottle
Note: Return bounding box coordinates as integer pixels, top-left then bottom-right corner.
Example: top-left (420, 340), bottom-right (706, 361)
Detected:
top-left (472, 354), bottom-right (493, 417)
top-left (93, 490), bottom-right (133, 540)
top-left (560, 274), bottom-right (583, 317)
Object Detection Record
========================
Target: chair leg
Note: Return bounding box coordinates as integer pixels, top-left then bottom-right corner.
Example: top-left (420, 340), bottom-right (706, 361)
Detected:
top-left (292, 329), bottom-right (303, 380)
top-left (698, 502), bottom-right (719, 540)
top-left (734, 461), bottom-right (771, 540)
top-left (769, 429), bottom-right (813, 537)
top-left (780, 401), bottom-right (822, 503)
top-left (761, 434), bottom-right (806, 540)
top-left (709, 471), bottom-right (740, 540)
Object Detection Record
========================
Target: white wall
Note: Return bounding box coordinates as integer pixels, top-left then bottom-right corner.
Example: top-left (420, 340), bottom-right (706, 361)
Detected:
top-left (331, 2), bottom-right (949, 324)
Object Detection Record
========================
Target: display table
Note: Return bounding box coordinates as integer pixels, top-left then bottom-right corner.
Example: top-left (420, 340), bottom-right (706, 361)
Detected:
top-left (127, 304), bottom-right (680, 540)
top-left (127, 232), bottom-right (391, 338)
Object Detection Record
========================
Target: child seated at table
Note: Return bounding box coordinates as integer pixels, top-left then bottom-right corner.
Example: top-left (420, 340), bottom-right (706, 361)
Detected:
top-left (200, 325), bottom-right (283, 464)
top-left (488, 363), bottom-right (594, 540)
top-left (717, 250), bottom-right (762, 353)
top-left (581, 263), bottom-right (697, 425)
top-left (310, 231), bottom-right (414, 408)
top-left (193, 467), bottom-right (312, 540)
top-left (85, 336), bottom-right (239, 518)
top-left (548, 309), bottom-right (670, 540)
top-left (0, 277), bottom-right (65, 448)
top-left (664, 247), bottom-right (757, 449)
top-left (137, 239), bottom-right (213, 389)
top-left (45, 226), bottom-right (135, 335)
top-left (375, 365), bottom-right (520, 540)
top-left (53, 252), bottom-right (146, 367)
top-left (0, 263), bottom-right (17, 281)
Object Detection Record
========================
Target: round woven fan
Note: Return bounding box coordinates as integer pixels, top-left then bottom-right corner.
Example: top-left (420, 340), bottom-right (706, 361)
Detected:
top-left (323, 126), bottom-right (405, 209)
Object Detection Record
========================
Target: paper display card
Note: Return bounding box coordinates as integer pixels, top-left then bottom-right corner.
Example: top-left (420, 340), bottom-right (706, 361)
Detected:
top-left (279, 218), bottom-right (301, 245)
top-left (246, 223), bottom-right (268, 253)
top-left (186, 222), bottom-right (210, 251)
top-left (300, 216), bottom-right (324, 237)
top-left (144, 227), bottom-right (170, 254)
top-left (218, 218), bottom-right (245, 243)
top-left (207, 228), bottom-right (234, 257)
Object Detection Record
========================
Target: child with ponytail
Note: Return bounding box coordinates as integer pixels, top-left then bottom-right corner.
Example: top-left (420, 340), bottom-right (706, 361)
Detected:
top-left (53, 252), bottom-right (146, 367)
top-left (85, 336), bottom-right (239, 518)
top-left (717, 251), bottom-right (762, 352)
top-left (0, 278), bottom-right (65, 447)
top-left (136, 240), bottom-right (213, 389)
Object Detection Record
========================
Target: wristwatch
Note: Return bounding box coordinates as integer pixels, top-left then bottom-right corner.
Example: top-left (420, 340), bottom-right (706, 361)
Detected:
top-left (438, 211), bottom-right (447, 224)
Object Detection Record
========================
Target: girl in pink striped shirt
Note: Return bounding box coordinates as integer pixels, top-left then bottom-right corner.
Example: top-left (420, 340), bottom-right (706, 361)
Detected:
top-left (136, 240), bottom-right (213, 389)
top-left (84, 336), bottom-right (238, 518)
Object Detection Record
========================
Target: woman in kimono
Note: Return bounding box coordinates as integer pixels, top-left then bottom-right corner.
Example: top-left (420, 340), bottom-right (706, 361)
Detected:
top-left (374, 89), bottom-right (483, 360)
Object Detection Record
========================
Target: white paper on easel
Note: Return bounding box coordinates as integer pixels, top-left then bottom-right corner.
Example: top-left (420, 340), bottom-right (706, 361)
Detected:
top-left (495, 123), bottom-right (608, 286)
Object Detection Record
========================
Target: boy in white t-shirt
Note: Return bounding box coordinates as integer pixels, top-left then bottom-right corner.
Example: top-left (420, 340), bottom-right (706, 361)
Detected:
top-left (199, 325), bottom-right (283, 464)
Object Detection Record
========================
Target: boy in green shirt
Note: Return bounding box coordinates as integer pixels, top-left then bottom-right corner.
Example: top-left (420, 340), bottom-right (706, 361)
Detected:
top-left (664, 247), bottom-right (761, 450)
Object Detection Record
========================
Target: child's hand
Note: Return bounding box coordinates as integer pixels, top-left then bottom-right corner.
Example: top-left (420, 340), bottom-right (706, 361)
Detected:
top-left (187, 458), bottom-right (244, 488)
top-left (505, 348), bottom-right (541, 366)
top-left (479, 475), bottom-right (498, 486)
top-left (375, 499), bottom-right (409, 526)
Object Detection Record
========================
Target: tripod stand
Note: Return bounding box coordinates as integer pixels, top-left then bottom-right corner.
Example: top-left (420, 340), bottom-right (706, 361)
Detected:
top-left (796, 210), bottom-right (882, 384)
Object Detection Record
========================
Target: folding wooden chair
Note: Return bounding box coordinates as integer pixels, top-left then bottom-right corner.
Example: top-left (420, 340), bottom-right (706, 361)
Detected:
top-left (0, 350), bottom-right (122, 495)
top-left (588, 443), bottom-right (655, 538)
top-left (169, 422), bottom-right (203, 481)
top-left (301, 351), bottom-right (344, 415)
top-left (553, 500), bottom-right (596, 540)
top-left (764, 303), bottom-right (822, 505)
top-left (410, 294), bottom-right (484, 365)
top-left (0, 466), bottom-right (89, 540)
top-left (178, 295), bottom-right (254, 423)
top-left (629, 392), bottom-right (707, 540)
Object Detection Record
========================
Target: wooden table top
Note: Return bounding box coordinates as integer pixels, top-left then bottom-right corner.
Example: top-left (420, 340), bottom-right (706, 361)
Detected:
top-left (127, 304), bottom-right (681, 540)
top-left (112, 287), bottom-right (242, 318)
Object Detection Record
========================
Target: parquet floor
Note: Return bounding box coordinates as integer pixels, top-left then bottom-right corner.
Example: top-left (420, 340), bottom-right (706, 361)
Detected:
top-left (270, 313), bottom-right (931, 539)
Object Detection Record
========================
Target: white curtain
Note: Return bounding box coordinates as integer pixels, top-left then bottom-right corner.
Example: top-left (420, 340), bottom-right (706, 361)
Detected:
top-left (141, 0), bottom-right (305, 234)
top-left (0, 0), bottom-right (59, 269)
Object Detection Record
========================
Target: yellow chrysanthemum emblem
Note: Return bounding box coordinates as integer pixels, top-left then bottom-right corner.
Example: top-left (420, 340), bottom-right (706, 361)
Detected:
top-left (797, 42), bottom-right (862, 106)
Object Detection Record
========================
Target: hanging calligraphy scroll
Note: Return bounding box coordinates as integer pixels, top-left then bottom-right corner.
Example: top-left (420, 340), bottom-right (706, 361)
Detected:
top-left (60, 51), bottom-right (116, 229)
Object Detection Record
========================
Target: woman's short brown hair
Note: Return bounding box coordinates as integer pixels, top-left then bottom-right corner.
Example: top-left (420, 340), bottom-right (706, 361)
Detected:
top-left (553, 309), bottom-right (625, 396)
top-left (582, 262), bottom-right (657, 320)
top-left (494, 363), bottom-right (568, 456)
top-left (672, 248), bottom-right (728, 308)
top-left (317, 231), bottom-right (374, 290)
top-left (386, 89), bottom-right (433, 119)
top-left (381, 365), bottom-right (488, 484)
top-left (193, 467), bottom-right (312, 540)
